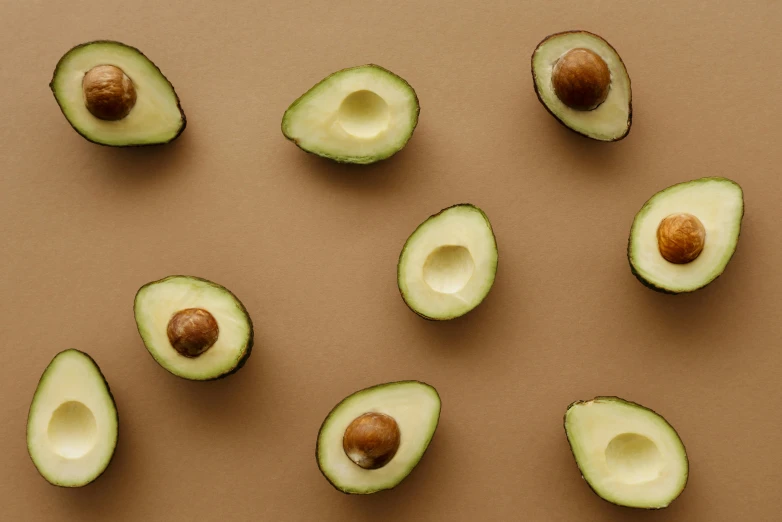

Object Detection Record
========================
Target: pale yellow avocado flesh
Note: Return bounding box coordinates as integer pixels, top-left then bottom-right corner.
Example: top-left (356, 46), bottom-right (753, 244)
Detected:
top-left (317, 381), bottom-right (441, 494)
top-left (282, 65), bottom-right (419, 164)
top-left (51, 41), bottom-right (185, 146)
top-left (533, 32), bottom-right (631, 141)
top-left (134, 276), bottom-right (253, 380)
top-left (398, 205), bottom-right (498, 320)
top-left (27, 350), bottom-right (118, 487)
top-left (629, 177), bottom-right (744, 293)
top-left (565, 397), bottom-right (688, 509)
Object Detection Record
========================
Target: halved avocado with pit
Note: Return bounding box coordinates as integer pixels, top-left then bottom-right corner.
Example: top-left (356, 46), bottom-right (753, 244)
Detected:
top-left (133, 275), bottom-right (253, 380)
top-left (628, 177), bottom-right (744, 293)
top-left (282, 64), bottom-right (419, 164)
top-left (565, 397), bottom-right (688, 509)
top-left (50, 40), bottom-right (186, 146)
top-left (532, 31), bottom-right (632, 141)
top-left (316, 381), bottom-right (441, 494)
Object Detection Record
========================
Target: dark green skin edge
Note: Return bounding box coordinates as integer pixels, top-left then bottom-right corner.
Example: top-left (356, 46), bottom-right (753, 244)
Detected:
top-left (281, 64), bottom-right (420, 164)
top-left (563, 396), bottom-right (689, 510)
top-left (50, 40), bottom-right (187, 147)
top-left (627, 177), bottom-right (745, 294)
top-left (531, 30), bottom-right (632, 142)
top-left (397, 203), bottom-right (499, 321)
top-left (27, 349), bottom-right (119, 487)
top-left (315, 380), bottom-right (441, 494)
top-left (133, 275), bottom-right (254, 381)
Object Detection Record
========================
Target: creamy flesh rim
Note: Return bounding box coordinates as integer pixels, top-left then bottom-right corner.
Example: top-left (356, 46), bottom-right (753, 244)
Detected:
top-left (566, 398), bottom-right (688, 508)
top-left (282, 66), bottom-right (418, 163)
top-left (134, 277), bottom-right (251, 379)
top-left (318, 382), bottom-right (440, 493)
top-left (533, 32), bottom-right (630, 140)
top-left (399, 206), bottom-right (497, 320)
top-left (52, 42), bottom-right (183, 145)
top-left (27, 350), bottom-right (117, 487)
top-left (630, 178), bottom-right (743, 292)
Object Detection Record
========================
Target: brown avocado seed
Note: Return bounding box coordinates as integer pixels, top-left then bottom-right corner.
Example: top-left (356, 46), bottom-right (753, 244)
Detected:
top-left (82, 65), bottom-right (137, 121)
top-left (552, 48), bottom-right (611, 111)
top-left (657, 213), bottom-right (706, 264)
top-left (167, 308), bottom-right (219, 357)
top-left (343, 412), bottom-right (401, 470)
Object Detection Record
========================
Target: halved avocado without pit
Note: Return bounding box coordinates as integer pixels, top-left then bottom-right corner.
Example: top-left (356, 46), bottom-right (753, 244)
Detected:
top-left (133, 275), bottom-right (253, 380)
top-left (398, 204), bottom-right (498, 320)
top-left (27, 349), bottom-right (118, 487)
top-left (51, 40), bottom-right (186, 146)
top-left (532, 31), bottom-right (632, 141)
top-left (316, 381), bottom-right (441, 494)
top-left (565, 397), bottom-right (688, 509)
top-left (628, 177), bottom-right (744, 293)
top-left (282, 65), bottom-right (419, 164)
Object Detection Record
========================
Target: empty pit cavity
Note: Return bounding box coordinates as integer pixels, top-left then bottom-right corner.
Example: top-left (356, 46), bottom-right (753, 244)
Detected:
top-left (337, 90), bottom-right (390, 138)
top-left (605, 433), bottom-right (663, 484)
top-left (423, 245), bottom-right (475, 294)
top-left (47, 401), bottom-right (97, 459)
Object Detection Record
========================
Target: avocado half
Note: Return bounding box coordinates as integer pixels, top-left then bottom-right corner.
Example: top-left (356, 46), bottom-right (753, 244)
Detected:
top-left (398, 204), bottom-right (498, 320)
top-left (282, 64), bottom-right (419, 164)
top-left (532, 31), bottom-right (632, 141)
top-left (50, 40), bottom-right (186, 146)
top-left (316, 381), bottom-right (441, 494)
top-left (133, 275), bottom-right (254, 380)
top-left (27, 349), bottom-right (119, 487)
top-left (628, 177), bottom-right (744, 293)
top-left (565, 397), bottom-right (688, 509)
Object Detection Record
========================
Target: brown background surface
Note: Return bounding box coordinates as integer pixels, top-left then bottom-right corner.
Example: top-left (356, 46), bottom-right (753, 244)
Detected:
top-left (2, 1), bottom-right (781, 520)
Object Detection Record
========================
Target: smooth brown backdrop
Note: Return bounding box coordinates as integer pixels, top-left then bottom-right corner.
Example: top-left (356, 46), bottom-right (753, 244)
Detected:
top-left (2, 1), bottom-right (781, 520)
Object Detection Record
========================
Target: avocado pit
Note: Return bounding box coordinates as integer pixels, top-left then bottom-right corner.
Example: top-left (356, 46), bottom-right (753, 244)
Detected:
top-left (552, 48), bottom-right (611, 111)
top-left (167, 308), bottom-right (219, 358)
top-left (657, 213), bottom-right (706, 264)
top-left (343, 412), bottom-right (400, 470)
top-left (82, 64), bottom-right (137, 121)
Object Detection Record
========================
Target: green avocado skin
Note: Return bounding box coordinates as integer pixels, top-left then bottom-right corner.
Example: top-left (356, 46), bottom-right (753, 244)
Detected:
top-left (397, 203), bottom-right (498, 321)
top-left (628, 263), bottom-right (679, 294)
top-left (315, 380), bottom-right (441, 494)
top-left (564, 396), bottom-right (689, 510)
top-left (531, 30), bottom-right (632, 142)
top-left (627, 177), bottom-right (745, 294)
top-left (27, 349), bottom-right (119, 487)
top-left (281, 64), bottom-right (420, 165)
top-left (133, 275), bottom-right (254, 381)
top-left (50, 40), bottom-right (187, 147)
